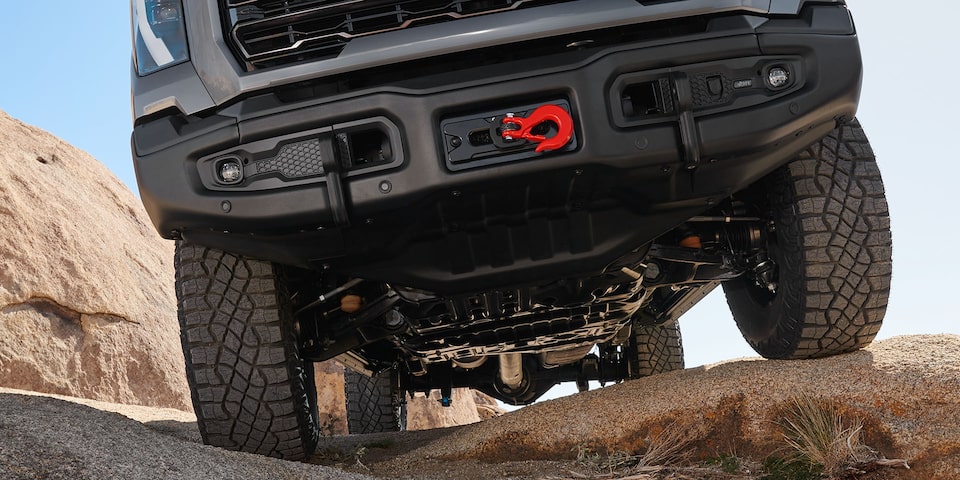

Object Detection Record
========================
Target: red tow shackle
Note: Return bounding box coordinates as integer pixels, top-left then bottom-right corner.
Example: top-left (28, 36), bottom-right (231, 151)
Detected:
top-left (500, 104), bottom-right (574, 153)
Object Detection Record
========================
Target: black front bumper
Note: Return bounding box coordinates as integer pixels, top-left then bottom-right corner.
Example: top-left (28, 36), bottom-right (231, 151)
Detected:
top-left (133, 6), bottom-right (862, 294)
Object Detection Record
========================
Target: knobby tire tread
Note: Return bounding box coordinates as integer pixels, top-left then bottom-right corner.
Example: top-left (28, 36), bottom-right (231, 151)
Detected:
top-left (630, 321), bottom-right (684, 378)
top-left (724, 119), bottom-right (891, 359)
top-left (344, 368), bottom-right (404, 434)
top-left (175, 242), bottom-right (319, 460)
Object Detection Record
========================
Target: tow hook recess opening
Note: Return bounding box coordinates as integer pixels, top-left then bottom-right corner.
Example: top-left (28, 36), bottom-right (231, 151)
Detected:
top-left (440, 99), bottom-right (577, 170)
top-left (499, 104), bottom-right (574, 153)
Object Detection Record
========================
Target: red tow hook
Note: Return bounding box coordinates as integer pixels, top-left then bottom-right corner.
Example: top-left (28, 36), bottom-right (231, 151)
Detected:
top-left (500, 104), bottom-right (574, 153)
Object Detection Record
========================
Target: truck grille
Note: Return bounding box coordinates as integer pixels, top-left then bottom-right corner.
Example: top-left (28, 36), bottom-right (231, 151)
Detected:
top-left (222, 0), bottom-right (573, 70)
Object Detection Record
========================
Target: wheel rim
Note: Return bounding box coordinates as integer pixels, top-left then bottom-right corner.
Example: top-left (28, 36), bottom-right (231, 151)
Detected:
top-left (727, 213), bottom-right (787, 342)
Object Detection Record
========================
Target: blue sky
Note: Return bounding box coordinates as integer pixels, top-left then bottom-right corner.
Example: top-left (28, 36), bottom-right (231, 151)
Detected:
top-left (1, 1), bottom-right (957, 376)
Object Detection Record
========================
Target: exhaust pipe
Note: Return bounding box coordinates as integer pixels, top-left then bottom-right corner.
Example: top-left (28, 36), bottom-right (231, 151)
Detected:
top-left (498, 353), bottom-right (524, 390)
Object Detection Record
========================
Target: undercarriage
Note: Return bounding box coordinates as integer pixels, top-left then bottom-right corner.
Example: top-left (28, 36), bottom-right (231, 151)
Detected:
top-left (292, 199), bottom-right (773, 405)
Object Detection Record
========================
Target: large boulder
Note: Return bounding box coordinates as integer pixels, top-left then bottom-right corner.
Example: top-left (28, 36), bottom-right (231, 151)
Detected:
top-left (313, 361), bottom-right (502, 434)
top-left (314, 361), bottom-right (350, 435)
top-left (0, 110), bottom-right (190, 410)
top-left (416, 334), bottom-right (960, 479)
top-left (406, 390), bottom-right (481, 431)
top-left (0, 110), bottom-right (503, 426)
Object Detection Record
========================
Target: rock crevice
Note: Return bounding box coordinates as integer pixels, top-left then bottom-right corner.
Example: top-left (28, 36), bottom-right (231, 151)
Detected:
top-left (1, 296), bottom-right (137, 326)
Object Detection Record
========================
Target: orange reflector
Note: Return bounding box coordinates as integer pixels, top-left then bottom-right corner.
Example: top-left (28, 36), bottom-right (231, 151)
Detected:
top-left (341, 295), bottom-right (363, 313)
top-left (679, 235), bottom-right (702, 249)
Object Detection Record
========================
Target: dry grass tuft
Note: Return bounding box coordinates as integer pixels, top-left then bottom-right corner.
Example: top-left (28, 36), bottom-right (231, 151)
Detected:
top-left (636, 421), bottom-right (697, 468)
top-left (778, 394), bottom-right (876, 477)
top-left (573, 421), bottom-right (700, 477)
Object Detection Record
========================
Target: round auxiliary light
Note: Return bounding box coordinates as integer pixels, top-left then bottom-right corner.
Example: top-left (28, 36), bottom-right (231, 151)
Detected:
top-left (218, 160), bottom-right (243, 184)
top-left (767, 66), bottom-right (791, 89)
top-left (156, 5), bottom-right (180, 23)
top-left (149, 2), bottom-right (182, 26)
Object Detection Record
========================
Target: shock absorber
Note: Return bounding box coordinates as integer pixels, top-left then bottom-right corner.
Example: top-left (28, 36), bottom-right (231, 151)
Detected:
top-left (686, 218), bottom-right (765, 253)
top-left (724, 224), bottom-right (765, 253)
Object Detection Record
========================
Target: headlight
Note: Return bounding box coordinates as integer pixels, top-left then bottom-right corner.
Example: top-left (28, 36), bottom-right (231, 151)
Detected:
top-left (132, 0), bottom-right (188, 75)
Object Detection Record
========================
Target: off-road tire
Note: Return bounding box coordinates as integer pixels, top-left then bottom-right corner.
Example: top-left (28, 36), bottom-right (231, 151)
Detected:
top-left (628, 320), bottom-right (684, 378)
top-left (344, 368), bottom-right (406, 434)
top-left (722, 119), bottom-right (891, 359)
top-left (175, 242), bottom-right (320, 459)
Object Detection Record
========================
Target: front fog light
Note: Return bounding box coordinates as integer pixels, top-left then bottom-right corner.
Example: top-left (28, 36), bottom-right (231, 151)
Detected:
top-left (218, 160), bottom-right (243, 184)
top-left (767, 66), bottom-right (791, 89)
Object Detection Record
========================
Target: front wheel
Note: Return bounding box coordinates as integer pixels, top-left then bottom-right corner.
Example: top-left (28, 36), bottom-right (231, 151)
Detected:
top-left (175, 242), bottom-right (320, 459)
top-left (722, 119), bottom-right (892, 359)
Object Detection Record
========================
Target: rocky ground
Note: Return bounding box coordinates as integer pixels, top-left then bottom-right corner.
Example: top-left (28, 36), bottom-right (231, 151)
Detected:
top-left (3, 335), bottom-right (957, 480)
top-left (0, 389), bottom-right (373, 480)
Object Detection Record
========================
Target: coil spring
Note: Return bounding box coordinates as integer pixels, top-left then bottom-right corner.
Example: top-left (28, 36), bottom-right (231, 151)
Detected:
top-left (724, 224), bottom-right (765, 252)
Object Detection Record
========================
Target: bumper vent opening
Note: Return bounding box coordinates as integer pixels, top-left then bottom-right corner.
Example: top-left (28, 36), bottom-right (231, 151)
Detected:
top-left (621, 79), bottom-right (674, 119)
top-left (336, 127), bottom-right (393, 170)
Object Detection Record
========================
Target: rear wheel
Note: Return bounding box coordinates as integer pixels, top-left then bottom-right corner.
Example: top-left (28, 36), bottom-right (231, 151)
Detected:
top-left (628, 320), bottom-right (684, 378)
top-left (175, 242), bottom-right (320, 459)
top-left (344, 368), bottom-right (406, 434)
top-left (722, 119), bottom-right (891, 359)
